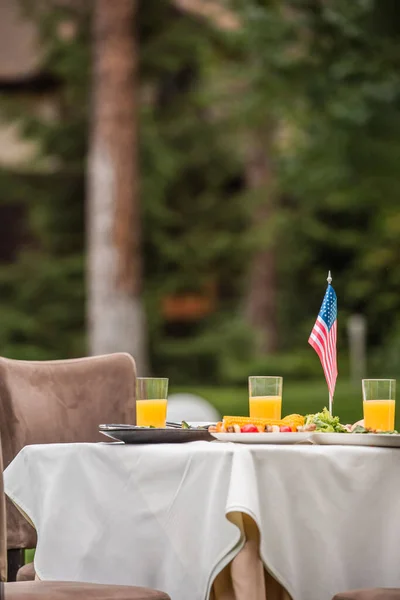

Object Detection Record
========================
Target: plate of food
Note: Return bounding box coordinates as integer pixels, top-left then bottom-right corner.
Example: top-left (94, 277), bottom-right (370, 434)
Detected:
top-left (207, 408), bottom-right (400, 447)
top-left (302, 408), bottom-right (400, 447)
top-left (99, 422), bottom-right (213, 444)
top-left (208, 414), bottom-right (313, 444)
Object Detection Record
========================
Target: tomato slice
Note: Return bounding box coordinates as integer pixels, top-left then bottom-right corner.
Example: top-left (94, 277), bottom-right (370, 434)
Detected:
top-left (241, 424), bottom-right (259, 433)
top-left (279, 425), bottom-right (292, 433)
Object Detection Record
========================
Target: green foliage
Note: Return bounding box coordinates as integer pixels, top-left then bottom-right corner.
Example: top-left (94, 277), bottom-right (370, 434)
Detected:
top-left (0, 0), bottom-right (249, 367)
top-left (139, 0), bottom-right (249, 301)
top-left (0, 170), bottom-right (85, 359)
top-left (370, 324), bottom-right (400, 379)
top-left (235, 0), bottom-right (400, 351)
top-left (0, 252), bottom-right (85, 359)
top-left (0, 3), bottom-right (89, 360)
top-left (1, 0), bottom-right (400, 383)
top-left (19, 1), bottom-right (90, 165)
top-left (153, 315), bottom-right (254, 384)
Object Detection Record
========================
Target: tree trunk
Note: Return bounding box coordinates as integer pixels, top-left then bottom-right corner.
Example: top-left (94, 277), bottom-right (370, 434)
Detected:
top-left (87, 0), bottom-right (148, 374)
top-left (244, 127), bottom-right (279, 354)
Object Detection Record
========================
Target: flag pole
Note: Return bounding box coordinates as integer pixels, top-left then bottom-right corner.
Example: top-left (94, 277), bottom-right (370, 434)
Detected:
top-left (327, 270), bottom-right (333, 416)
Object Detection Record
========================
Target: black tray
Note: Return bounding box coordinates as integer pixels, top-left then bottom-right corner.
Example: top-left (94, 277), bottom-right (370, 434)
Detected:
top-left (99, 424), bottom-right (213, 444)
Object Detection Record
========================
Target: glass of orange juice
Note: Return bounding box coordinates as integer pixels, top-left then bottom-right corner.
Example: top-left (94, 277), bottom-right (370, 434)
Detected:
top-left (249, 376), bottom-right (283, 420)
top-left (362, 379), bottom-right (396, 431)
top-left (136, 378), bottom-right (169, 428)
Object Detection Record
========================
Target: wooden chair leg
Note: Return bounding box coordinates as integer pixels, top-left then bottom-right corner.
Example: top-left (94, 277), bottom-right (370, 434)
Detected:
top-left (7, 549), bottom-right (24, 582)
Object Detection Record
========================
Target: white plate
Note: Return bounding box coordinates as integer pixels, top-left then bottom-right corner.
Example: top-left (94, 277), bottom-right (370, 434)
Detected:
top-left (211, 432), bottom-right (313, 444)
top-left (312, 433), bottom-right (400, 448)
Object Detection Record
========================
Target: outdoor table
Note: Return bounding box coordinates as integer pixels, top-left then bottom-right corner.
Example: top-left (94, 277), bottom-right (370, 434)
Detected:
top-left (4, 440), bottom-right (400, 600)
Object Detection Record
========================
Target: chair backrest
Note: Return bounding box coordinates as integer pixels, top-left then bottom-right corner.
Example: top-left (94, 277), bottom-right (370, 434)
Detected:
top-left (0, 353), bottom-right (136, 551)
top-left (0, 433), bottom-right (7, 583)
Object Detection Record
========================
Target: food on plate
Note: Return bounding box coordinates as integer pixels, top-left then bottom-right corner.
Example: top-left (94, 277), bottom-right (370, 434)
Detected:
top-left (350, 419), bottom-right (364, 431)
top-left (241, 424), bottom-right (259, 433)
top-left (208, 414), bottom-right (305, 433)
top-left (351, 424), bottom-right (398, 434)
top-left (299, 407), bottom-right (348, 433)
top-left (299, 409), bottom-right (398, 434)
top-left (206, 408), bottom-right (398, 435)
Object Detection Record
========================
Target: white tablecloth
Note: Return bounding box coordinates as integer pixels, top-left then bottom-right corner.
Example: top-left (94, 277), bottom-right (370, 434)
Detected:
top-left (4, 441), bottom-right (400, 600)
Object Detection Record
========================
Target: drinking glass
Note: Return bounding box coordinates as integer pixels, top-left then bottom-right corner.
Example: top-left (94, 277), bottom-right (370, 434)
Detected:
top-left (136, 378), bottom-right (169, 428)
top-left (249, 376), bottom-right (283, 420)
top-left (362, 379), bottom-right (396, 431)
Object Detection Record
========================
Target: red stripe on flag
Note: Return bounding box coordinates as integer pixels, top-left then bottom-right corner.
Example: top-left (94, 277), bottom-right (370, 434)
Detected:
top-left (309, 318), bottom-right (337, 397)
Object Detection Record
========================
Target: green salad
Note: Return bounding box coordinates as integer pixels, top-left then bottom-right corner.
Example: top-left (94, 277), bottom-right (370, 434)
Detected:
top-left (304, 407), bottom-right (398, 434)
top-left (352, 424), bottom-right (398, 434)
top-left (304, 407), bottom-right (348, 433)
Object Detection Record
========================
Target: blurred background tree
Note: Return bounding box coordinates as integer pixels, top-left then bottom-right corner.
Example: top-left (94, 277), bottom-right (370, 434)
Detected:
top-left (87, 0), bottom-right (149, 374)
top-left (0, 0), bottom-right (400, 391)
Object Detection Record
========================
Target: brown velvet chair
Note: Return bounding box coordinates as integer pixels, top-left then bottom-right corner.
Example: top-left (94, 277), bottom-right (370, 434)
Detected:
top-left (333, 591), bottom-right (400, 600)
top-left (0, 354), bottom-right (137, 582)
top-left (0, 431), bottom-right (170, 599)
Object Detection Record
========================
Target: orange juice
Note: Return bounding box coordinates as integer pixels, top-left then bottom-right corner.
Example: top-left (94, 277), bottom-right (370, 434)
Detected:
top-left (363, 399), bottom-right (395, 431)
top-left (136, 399), bottom-right (167, 428)
top-left (249, 396), bottom-right (282, 420)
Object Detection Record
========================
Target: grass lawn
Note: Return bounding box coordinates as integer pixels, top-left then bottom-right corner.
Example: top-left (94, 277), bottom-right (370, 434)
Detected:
top-left (172, 379), bottom-right (398, 428)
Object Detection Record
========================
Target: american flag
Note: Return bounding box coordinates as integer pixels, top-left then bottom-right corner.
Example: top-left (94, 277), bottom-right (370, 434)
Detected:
top-left (308, 283), bottom-right (338, 398)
